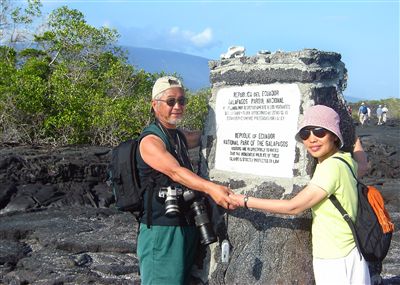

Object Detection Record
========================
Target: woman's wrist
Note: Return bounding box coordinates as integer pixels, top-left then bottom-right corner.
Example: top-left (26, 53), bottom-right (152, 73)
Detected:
top-left (244, 195), bottom-right (249, 209)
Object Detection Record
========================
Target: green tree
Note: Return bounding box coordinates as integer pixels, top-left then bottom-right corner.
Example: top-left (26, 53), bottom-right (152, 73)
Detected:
top-left (31, 6), bottom-right (130, 144)
top-left (0, 3), bottom-right (210, 146)
top-left (0, 45), bottom-right (49, 143)
top-left (181, 88), bottom-right (210, 130)
top-left (0, 46), bottom-right (18, 140)
top-left (35, 6), bottom-right (119, 68)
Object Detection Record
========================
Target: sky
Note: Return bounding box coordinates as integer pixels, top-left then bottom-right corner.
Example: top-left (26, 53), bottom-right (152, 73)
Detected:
top-left (38, 0), bottom-right (399, 101)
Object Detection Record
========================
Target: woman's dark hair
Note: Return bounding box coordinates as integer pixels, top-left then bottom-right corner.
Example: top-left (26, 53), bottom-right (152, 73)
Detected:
top-left (326, 129), bottom-right (341, 149)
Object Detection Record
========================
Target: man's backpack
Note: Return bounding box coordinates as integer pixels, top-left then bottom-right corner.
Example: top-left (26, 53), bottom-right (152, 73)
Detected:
top-left (361, 105), bottom-right (368, 114)
top-left (107, 138), bottom-right (144, 219)
top-left (329, 157), bottom-right (394, 262)
top-left (106, 122), bottom-right (175, 221)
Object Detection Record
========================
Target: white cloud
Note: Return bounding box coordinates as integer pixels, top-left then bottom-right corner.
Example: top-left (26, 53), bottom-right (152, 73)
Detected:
top-left (118, 25), bottom-right (219, 55)
top-left (190, 28), bottom-right (213, 47)
top-left (168, 26), bottom-right (213, 48)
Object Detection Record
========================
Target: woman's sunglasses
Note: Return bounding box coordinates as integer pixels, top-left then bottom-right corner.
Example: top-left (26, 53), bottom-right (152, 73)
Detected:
top-left (155, 97), bottom-right (187, 107)
top-left (299, 127), bottom-right (328, 140)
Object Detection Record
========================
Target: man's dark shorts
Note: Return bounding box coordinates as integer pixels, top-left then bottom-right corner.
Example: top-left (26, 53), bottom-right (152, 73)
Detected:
top-left (138, 224), bottom-right (199, 285)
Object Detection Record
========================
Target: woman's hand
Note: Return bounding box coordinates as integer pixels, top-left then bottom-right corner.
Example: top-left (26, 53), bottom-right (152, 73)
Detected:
top-left (229, 193), bottom-right (245, 208)
top-left (207, 185), bottom-right (239, 210)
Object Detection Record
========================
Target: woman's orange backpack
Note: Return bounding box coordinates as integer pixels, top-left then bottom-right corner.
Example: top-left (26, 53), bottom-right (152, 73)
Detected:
top-left (367, 185), bottom-right (395, 234)
top-left (330, 157), bottom-right (394, 262)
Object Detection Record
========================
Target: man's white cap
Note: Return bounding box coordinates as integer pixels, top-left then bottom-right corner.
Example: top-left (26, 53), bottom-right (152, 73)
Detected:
top-left (152, 76), bottom-right (184, 99)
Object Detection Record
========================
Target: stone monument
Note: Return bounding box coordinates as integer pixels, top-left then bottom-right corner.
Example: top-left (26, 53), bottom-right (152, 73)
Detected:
top-left (198, 48), bottom-right (355, 284)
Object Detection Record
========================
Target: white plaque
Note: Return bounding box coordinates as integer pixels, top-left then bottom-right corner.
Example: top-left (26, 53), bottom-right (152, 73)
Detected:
top-left (214, 84), bottom-right (301, 178)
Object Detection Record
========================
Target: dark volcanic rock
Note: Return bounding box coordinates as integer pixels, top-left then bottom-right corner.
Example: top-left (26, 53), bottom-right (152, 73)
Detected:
top-left (0, 145), bottom-right (140, 284)
top-left (0, 207), bottom-right (138, 284)
top-left (0, 240), bottom-right (31, 265)
top-left (0, 145), bottom-right (114, 215)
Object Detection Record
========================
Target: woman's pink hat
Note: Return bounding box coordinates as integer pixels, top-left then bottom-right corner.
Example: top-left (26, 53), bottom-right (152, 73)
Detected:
top-left (295, 105), bottom-right (344, 148)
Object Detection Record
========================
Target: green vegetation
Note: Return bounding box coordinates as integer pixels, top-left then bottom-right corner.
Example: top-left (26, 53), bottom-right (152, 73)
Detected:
top-left (0, 1), bottom-right (210, 146)
top-left (348, 98), bottom-right (400, 122)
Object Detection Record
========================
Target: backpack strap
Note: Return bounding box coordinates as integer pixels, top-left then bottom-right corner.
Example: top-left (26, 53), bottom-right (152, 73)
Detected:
top-left (146, 179), bottom-right (155, 228)
top-left (138, 121), bottom-right (174, 228)
top-left (334, 156), bottom-right (358, 181)
top-left (329, 156), bottom-right (362, 260)
top-left (329, 195), bottom-right (362, 260)
top-left (131, 138), bottom-right (141, 196)
top-left (130, 138), bottom-right (145, 223)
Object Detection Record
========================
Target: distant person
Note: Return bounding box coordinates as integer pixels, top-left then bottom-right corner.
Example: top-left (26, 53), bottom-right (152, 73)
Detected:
top-left (381, 105), bottom-right (389, 124)
top-left (367, 106), bottom-right (371, 125)
top-left (347, 105), bottom-right (352, 116)
top-left (376, 105), bottom-right (383, 125)
top-left (230, 105), bottom-right (371, 285)
top-left (358, 102), bottom-right (368, 126)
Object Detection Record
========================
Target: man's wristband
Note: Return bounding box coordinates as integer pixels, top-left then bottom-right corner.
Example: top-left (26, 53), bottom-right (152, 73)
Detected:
top-left (244, 196), bottom-right (249, 209)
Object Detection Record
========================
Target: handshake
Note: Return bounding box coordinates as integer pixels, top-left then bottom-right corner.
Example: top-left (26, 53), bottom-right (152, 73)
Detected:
top-left (208, 183), bottom-right (248, 210)
top-left (227, 193), bottom-right (248, 210)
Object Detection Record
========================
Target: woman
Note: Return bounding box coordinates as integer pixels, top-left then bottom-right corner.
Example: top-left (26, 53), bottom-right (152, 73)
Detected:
top-left (230, 105), bottom-right (370, 285)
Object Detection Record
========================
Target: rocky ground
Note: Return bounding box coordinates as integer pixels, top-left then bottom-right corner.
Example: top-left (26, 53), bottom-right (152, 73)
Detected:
top-left (0, 120), bottom-right (399, 284)
top-left (0, 145), bottom-right (141, 284)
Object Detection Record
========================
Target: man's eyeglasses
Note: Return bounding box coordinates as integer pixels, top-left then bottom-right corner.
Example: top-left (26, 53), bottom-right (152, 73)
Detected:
top-left (299, 127), bottom-right (328, 140)
top-left (155, 97), bottom-right (187, 107)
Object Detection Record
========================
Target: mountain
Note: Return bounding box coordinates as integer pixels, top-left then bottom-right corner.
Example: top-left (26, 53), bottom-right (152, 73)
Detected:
top-left (123, 46), bottom-right (211, 91)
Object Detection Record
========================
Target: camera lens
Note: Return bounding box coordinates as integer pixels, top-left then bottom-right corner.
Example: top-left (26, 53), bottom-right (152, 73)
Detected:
top-left (165, 196), bottom-right (180, 217)
top-left (198, 222), bottom-right (217, 245)
top-left (191, 200), bottom-right (217, 245)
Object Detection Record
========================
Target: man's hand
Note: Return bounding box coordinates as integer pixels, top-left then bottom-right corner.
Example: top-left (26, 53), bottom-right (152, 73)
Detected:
top-left (229, 193), bottom-right (245, 208)
top-left (207, 185), bottom-right (239, 210)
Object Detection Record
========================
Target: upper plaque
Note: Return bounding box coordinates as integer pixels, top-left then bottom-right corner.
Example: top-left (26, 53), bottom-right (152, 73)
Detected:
top-left (214, 83), bottom-right (301, 178)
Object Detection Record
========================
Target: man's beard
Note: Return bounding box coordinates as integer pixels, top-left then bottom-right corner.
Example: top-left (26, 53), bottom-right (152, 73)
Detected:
top-left (167, 118), bottom-right (182, 125)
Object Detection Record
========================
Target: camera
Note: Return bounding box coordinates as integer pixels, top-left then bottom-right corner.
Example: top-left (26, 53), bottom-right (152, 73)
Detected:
top-left (158, 186), bottom-right (217, 245)
top-left (158, 186), bottom-right (184, 217)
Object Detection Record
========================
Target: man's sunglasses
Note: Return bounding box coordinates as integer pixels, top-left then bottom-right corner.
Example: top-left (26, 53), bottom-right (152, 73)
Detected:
top-left (299, 127), bottom-right (328, 140)
top-left (155, 97), bottom-right (187, 107)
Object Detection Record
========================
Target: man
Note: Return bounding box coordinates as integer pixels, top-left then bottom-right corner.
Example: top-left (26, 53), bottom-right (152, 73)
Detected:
top-left (367, 106), bottom-right (372, 125)
top-left (358, 102), bottom-right (368, 126)
top-left (136, 76), bottom-right (238, 285)
top-left (381, 105), bottom-right (389, 124)
top-left (376, 105), bottom-right (383, 125)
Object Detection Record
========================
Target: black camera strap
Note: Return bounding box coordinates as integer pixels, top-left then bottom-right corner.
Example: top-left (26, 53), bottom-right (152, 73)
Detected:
top-left (155, 119), bottom-right (193, 172)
